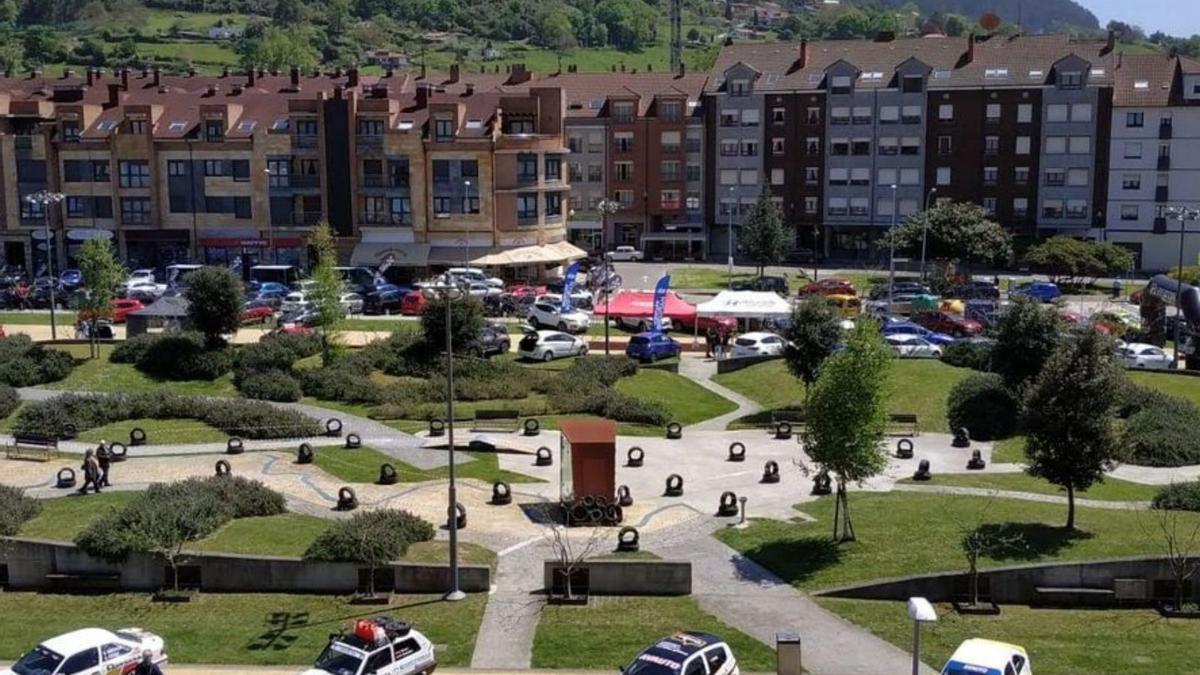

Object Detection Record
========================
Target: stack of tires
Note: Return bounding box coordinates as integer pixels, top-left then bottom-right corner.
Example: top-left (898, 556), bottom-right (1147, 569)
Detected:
top-left (568, 495), bottom-right (624, 525)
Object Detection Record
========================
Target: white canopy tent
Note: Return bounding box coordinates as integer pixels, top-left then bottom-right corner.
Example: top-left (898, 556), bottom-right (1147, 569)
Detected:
top-left (695, 291), bottom-right (794, 318)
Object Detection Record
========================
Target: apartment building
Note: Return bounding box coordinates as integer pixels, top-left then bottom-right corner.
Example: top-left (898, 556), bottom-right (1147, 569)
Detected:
top-left (1104, 53), bottom-right (1200, 269)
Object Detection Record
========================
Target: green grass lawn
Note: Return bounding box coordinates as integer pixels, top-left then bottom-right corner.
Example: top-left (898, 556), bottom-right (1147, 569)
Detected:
top-left (615, 368), bottom-right (737, 425)
top-left (77, 417), bottom-right (229, 445)
top-left (48, 344), bottom-right (237, 397)
top-left (532, 596), bottom-right (775, 670)
top-left (1130, 370), bottom-right (1200, 408)
top-left (19, 492), bottom-right (138, 540)
top-left (715, 492), bottom-right (1194, 593)
top-left (0, 311), bottom-right (54, 325)
top-left (0, 592), bottom-right (487, 666)
top-left (666, 267), bottom-right (758, 290)
top-left (992, 436), bottom-right (1027, 464)
top-left (818, 598), bottom-right (1198, 675)
top-left (137, 40), bottom-right (239, 65)
top-left (311, 445), bottom-right (541, 484)
top-left (898, 472), bottom-right (1159, 502)
top-left (340, 318), bottom-right (422, 333)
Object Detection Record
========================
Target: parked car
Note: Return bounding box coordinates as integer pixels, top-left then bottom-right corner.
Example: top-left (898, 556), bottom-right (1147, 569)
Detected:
top-left (626, 332), bottom-right (681, 363)
top-left (825, 294), bottom-right (861, 318)
top-left (528, 301), bottom-right (590, 333)
top-left (339, 292), bottom-right (365, 315)
top-left (1090, 310), bottom-right (1141, 336)
top-left (124, 280), bottom-right (167, 302)
top-left (517, 330), bottom-right (587, 361)
top-left (2, 627), bottom-right (167, 675)
top-left (941, 638), bottom-right (1030, 675)
top-left (1122, 342), bottom-right (1173, 370)
top-left (1010, 281), bottom-right (1061, 303)
top-left (732, 275), bottom-right (789, 295)
top-left (467, 323), bottom-right (511, 357)
top-left (913, 311), bottom-right (983, 337)
top-left (78, 298), bottom-right (144, 324)
top-left (251, 281), bottom-right (290, 296)
top-left (302, 617), bottom-right (435, 675)
top-left (253, 288), bottom-right (289, 309)
top-left (59, 268), bottom-right (83, 290)
top-left (400, 291), bottom-right (429, 316)
top-left (606, 245), bottom-right (643, 262)
top-left (446, 267), bottom-right (503, 288)
top-left (869, 281), bottom-right (930, 300)
top-left (885, 333), bottom-right (943, 358)
top-left (465, 282), bottom-right (503, 299)
top-left (281, 291), bottom-right (310, 313)
top-left (956, 280), bottom-right (1000, 300)
top-left (123, 268), bottom-right (156, 288)
top-left (799, 278), bottom-right (857, 296)
top-left (622, 632), bottom-right (740, 675)
top-left (537, 291), bottom-right (594, 311)
top-left (364, 289), bottom-right (406, 315)
top-left (882, 319), bottom-right (956, 346)
top-left (241, 300), bottom-right (276, 324)
top-left (730, 332), bottom-right (787, 358)
top-left (615, 315), bottom-right (674, 333)
top-left (507, 284), bottom-right (547, 300)
top-left (263, 324), bottom-right (313, 340)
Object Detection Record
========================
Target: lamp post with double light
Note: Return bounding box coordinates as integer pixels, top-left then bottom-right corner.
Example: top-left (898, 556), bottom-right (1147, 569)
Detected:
top-left (596, 198), bottom-right (620, 355)
top-left (430, 273), bottom-right (466, 601)
top-left (1167, 205), bottom-right (1200, 369)
top-left (24, 190), bottom-right (65, 339)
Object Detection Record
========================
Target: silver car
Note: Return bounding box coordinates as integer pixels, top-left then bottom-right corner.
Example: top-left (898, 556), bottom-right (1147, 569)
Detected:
top-left (517, 330), bottom-right (587, 361)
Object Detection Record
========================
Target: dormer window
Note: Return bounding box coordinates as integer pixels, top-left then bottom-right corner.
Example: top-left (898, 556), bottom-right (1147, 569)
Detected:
top-left (61, 121), bottom-right (80, 142)
top-left (128, 119), bottom-right (147, 134)
top-left (357, 118), bottom-right (385, 136)
top-left (205, 119), bottom-right (224, 142)
top-left (659, 100), bottom-right (682, 121)
top-left (504, 116), bottom-right (534, 134)
top-left (830, 75), bottom-right (852, 95)
top-left (612, 101), bottom-right (635, 123)
top-left (729, 79), bottom-right (750, 97)
top-left (901, 75), bottom-right (922, 93)
top-left (1059, 71), bottom-right (1082, 90)
top-left (434, 118), bottom-right (455, 141)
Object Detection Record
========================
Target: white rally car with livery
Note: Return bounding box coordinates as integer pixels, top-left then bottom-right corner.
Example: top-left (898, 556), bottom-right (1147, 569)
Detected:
top-left (3, 627), bottom-right (166, 675)
top-left (622, 632), bottom-right (740, 675)
top-left (303, 617), bottom-right (436, 675)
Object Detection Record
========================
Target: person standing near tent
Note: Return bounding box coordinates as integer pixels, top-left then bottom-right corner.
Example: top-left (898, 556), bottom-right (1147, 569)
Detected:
top-left (705, 327), bottom-right (717, 358)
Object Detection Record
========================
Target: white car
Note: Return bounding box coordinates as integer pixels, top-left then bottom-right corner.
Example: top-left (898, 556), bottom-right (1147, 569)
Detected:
top-left (1122, 342), bottom-right (1173, 370)
top-left (303, 617), bottom-right (436, 675)
top-left (528, 301), bottom-right (590, 333)
top-left (730, 332), bottom-right (787, 358)
top-left (941, 638), bottom-right (1031, 675)
top-left (537, 291), bottom-right (594, 311)
top-left (447, 267), bottom-right (503, 288)
top-left (517, 330), bottom-right (588, 361)
top-left (3, 627), bottom-right (167, 675)
top-left (125, 280), bottom-right (167, 299)
top-left (465, 282), bottom-right (502, 299)
top-left (885, 333), bottom-right (943, 358)
top-left (615, 316), bottom-right (673, 332)
top-left (606, 245), bottom-right (643, 262)
top-left (282, 291), bottom-right (310, 313)
top-left (124, 269), bottom-right (156, 287)
top-left (339, 292), bottom-right (365, 315)
top-left (622, 633), bottom-right (739, 675)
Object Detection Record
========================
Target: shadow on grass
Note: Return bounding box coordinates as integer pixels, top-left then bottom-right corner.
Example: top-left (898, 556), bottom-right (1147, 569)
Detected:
top-left (734, 536), bottom-right (841, 586)
top-left (976, 522), bottom-right (1094, 561)
top-left (248, 598), bottom-right (451, 652)
top-left (726, 407), bottom-right (803, 429)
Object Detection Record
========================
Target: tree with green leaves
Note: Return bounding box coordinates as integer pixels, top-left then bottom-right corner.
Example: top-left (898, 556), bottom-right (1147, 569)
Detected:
top-left (307, 221), bottom-right (344, 366)
top-left (887, 200), bottom-right (1012, 268)
top-left (304, 509), bottom-right (434, 597)
top-left (741, 187), bottom-right (791, 275)
top-left (1023, 236), bottom-right (1135, 286)
top-left (184, 266), bottom-right (244, 348)
top-left (990, 295), bottom-right (1062, 392)
top-left (803, 318), bottom-right (892, 542)
top-left (239, 25), bottom-right (320, 71)
top-left (76, 238), bottom-right (125, 359)
top-left (783, 296), bottom-right (842, 404)
top-left (421, 292), bottom-right (486, 354)
top-left (1023, 330), bottom-right (1126, 530)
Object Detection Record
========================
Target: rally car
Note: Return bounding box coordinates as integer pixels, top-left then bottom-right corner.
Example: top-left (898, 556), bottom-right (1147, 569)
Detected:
top-left (3, 627), bottom-right (166, 675)
top-left (940, 638), bottom-right (1032, 675)
top-left (622, 632), bottom-right (740, 675)
top-left (303, 617), bottom-right (436, 675)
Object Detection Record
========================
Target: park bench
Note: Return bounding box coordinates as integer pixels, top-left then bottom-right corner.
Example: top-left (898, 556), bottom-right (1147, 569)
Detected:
top-left (4, 433), bottom-right (58, 462)
top-left (769, 409), bottom-right (806, 431)
top-left (886, 413), bottom-right (920, 437)
top-left (44, 572), bottom-right (122, 593)
top-left (471, 409), bottom-right (521, 433)
top-left (1034, 586), bottom-right (1116, 608)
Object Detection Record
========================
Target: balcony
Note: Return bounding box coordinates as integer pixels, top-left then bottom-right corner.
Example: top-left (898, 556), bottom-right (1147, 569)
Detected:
top-left (293, 134), bottom-right (319, 149)
top-left (1154, 216), bottom-right (1167, 233)
top-left (291, 175), bottom-right (320, 189)
top-left (296, 210), bottom-right (322, 225)
top-left (1066, 208), bottom-right (1088, 220)
top-left (363, 212), bottom-right (409, 226)
top-left (1156, 186), bottom-right (1170, 202)
top-left (362, 174), bottom-right (385, 188)
top-left (1160, 123), bottom-right (1173, 140)
top-left (1158, 156), bottom-right (1171, 170)
top-left (357, 135), bottom-right (383, 149)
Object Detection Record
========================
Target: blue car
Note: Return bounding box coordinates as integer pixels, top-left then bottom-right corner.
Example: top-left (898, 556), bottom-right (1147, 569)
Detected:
top-left (883, 319), bottom-right (957, 346)
top-left (59, 269), bottom-right (83, 289)
top-left (625, 332), bottom-right (681, 363)
top-left (1010, 281), bottom-right (1061, 303)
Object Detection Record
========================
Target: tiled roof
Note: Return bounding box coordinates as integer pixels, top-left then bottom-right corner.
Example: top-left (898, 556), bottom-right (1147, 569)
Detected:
top-left (1113, 53), bottom-right (1179, 107)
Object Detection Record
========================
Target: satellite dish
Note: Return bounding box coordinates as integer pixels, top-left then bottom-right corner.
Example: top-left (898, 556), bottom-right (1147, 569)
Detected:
top-left (979, 12), bottom-right (1001, 30)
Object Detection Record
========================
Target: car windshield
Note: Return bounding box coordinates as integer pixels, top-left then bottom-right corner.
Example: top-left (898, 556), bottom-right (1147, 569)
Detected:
top-left (313, 643), bottom-right (365, 675)
top-left (734, 338), bottom-right (756, 347)
top-left (630, 336), bottom-right (649, 345)
top-left (12, 646), bottom-right (65, 675)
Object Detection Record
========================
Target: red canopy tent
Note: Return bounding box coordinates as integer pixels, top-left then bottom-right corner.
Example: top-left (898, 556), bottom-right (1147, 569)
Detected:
top-left (591, 290), bottom-right (698, 323)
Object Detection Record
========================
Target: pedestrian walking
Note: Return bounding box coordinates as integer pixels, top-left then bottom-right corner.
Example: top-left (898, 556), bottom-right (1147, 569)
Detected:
top-left (720, 330), bottom-right (732, 360)
top-left (133, 651), bottom-right (164, 675)
top-left (705, 327), bottom-right (717, 358)
top-left (96, 440), bottom-right (112, 487)
top-left (78, 449), bottom-right (102, 495)
top-left (1112, 278), bottom-right (1122, 300)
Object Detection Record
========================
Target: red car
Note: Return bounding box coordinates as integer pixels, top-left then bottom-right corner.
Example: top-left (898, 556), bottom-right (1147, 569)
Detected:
top-left (78, 298), bottom-right (145, 324)
top-left (400, 290), bottom-right (429, 315)
top-left (913, 311), bottom-right (982, 337)
top-left (240, 301), bottom-right (276, 325)
top-left (508, 285), bottom-right (548, 299)
top-left (261, 324), bottom-right (313, 341)
top-left (799, 278), bottom-right (857, 297)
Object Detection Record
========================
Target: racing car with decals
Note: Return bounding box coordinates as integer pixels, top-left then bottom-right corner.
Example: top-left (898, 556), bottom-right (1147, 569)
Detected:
top-left (622, 632), bottom-right (740, 675)
top-left (302, 617), bottom-right (437, 675)
top-left (3, 627), bottom-right (166, 675)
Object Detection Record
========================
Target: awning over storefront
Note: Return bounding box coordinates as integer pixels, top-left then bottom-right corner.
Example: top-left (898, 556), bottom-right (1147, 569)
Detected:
top-left (591, 290), bottom-right (698, 322)
top-left (696, 291), bottom-right (794, 318)
top-left (349, 242), bottom-right (431, 267)
top-left (429, 241), bottom-right (588, 267)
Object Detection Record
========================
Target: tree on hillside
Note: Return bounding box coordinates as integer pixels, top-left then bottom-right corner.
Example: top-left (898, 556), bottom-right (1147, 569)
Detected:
top-left (783, 296), bottom-right (843, 404)
top-left (239, 25), bottom-right (320, 71)
top-left (184, 266), bottom-right (244, 348)
top-left (307, 221), bottom-right (344, 366)
top-left (802, 319), bottom-right (892, 542)
top-left (990, 295), bottom-right (1062, 392)
top-left (76, 238), bottom-right (125, 359)
top-left (1022, 236), bottom-right (1134, 286)
top-left (741, 187), bottom-right (791, 275)
top-left (594, 0), bottom-right (656, 50)
top-left (1023, 330), bottom-right (1126, 530)
top-left (887, 200), bottom-right (1011, 267)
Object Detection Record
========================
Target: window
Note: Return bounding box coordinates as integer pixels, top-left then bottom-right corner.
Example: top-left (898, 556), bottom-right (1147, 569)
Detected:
top-left (1124, 142), bottom-right (1143, 158)
top-left (900, 137), bottom-right (920, 156)
top-left (120, 197), bottom-right (151, 224)
top-left (101, 643), bottom-right (134, 662)
top-left (850, 197), bottom-right (869, 216)
top-left (1059, 71), bottom-right (1082, 89)
top-left (1121, 204), bottom-right (1139, 220)
top-left (1067, 168), bottom-right (1089, 187)
top-left (938, 136), bottom-right (952, 155)
top-left (1016, 136), bottom-right (1031, 155)
top-left (660, 131), bottom-right (681, 153)
top-left (61, 649), bottom-right (100, 674)
top-left (720, 139), bottom-right (739, 157)
top-left (850, 168), bottom-right (870, 186)
top-left (517, 154), bottom-right (538, 182)
top-left (718, 198), bottom-right (736, 216)
top-left (829, 168), bottom-right (849, 185)
top-left (1066, 199), bottom-right (1088, 218)
top-left (983, 197), bottom-right (997, 216)
top-left (567, 134), bottom-right (584, 153)
top-left (741, 109), bottom-right (760, 127)
top-left (1123, 174), bottom-right (1141, 189)
top-left (901, 106), bottom-right (921, 124)
top-left (588, 132), bottom-right (604, 152)
top-left (433, 196), bottom-right (451, 215)
top-left (686, 163), bottom-right (701, 182)
top-left (517, 193), bottom-right (538, 219)
top-left (984, 136), bottom-right (999, 155)
top-left (902, 75), bottom-right (923, 93)
top-left (983, 167), bottom-right (998, 186)
top-left (806, 137), bottom-right (820, 155)
top-left (771, 107), bottom-right (785, 124)
top-left (852, 106), bottom-right (871, 124)
top-left (129, 119), bottom-right (147, 135)
top-left (986, 104), bottom-right (1001, 121)
top-left (660, 160), bottom-right (681, 181)
top-left (805, 196), bottom-right (818, 214)
top-left (357, 118), bottom-right (384, 136)
top-left (204, 160), bottom-right (226, 177)
top-left (900, 168), bottom-right (919, 186)
top-left (719, 169), bottom-right (738, 186)
top-left (1069, 137), bottom-right (1091, 154)
top-left (728, 79), bottom-right (750, 96)
top-left (1045, 169), bottom-right (1065, 186)
top-left (588, 164), bottom-right (603, 182)
top-left (879, 137), bottom-right (899, 156)
top-left (720, 109), bottom-right (739, 126)
top-left (686, 193), bottom-right (700, 210)
top-left (937, 104), bottom-right (953, 121)
top-left (852, 139), bottom-right (871, 155)
top-left (1013, 198), bottom-right (1028, 218)
top-left (615, 162), bottom-right (633, 181)
top-left (831, 107), bottom-right (850, 125)
top-left (1071, 103), bottom-right (1092, 122)
top-left (232, 160), bottom-right (249, 181)
top-left (166, 160), bottom-right (188, 177)
top-left (66, 197), bottom-right (86, 217)
top-left (1126, 112), bottom-right (1144, 128)
top-left (1042, 199), bottom-right (1064, 218)
top-left (830, 140), bottom-right (849, 156)
top-left (1015, 167), bottom-right (1030, 185)
top-left (659, 189), bottom-right (680, 209)
top-left (739, 169), bottom-right (757, 185)
top-left (827, 197), bottom-right (848, 216)
top-left (434, 118), bottom-right (454, 140)
top-left (830, 75), bottom-right (852, 94)
top-left (936, 167), bottom-right (951, 186)
top-left (545, 192), bottom-right (562, 216)
top-left (61, 121), bottom-right (79, 142)
top-left (877, 168), bottom-right (897, 186)
top-left (390, 197), bottom-right (412, 223)
top-left (205, 119), bottom-right (224, 141)
top-left (739, 198), bottom-right (755, 215)
top-left (1045, 137), bottom-right (1067, 154)
top-left (877, 197), bottom-right (894, 216)
top-left (880, 106), bottom-right (900, 124)
top-left (118, 160), bottom-right (149, 188)
top-left (1017, 104), bottom-right (1033, 123)
top-left (659, 100), bottom-right (682, 121)
top-left (612, 101), bottom-right (635, 122)
top-left (771, 168), bottom-right (785, 185)
top-left (365, 648), bottom-right (394, 673)
top-left (804, 167), bottom-right (820, 185)
top-left (771, 137), bottom-right (785, 155)
top-left (1047, 104), bottom-right (1069, 122)
top-left (740, 139), bottom-right (759, 156)
top-left (614, 132), bottom-right (633, 152)
top-left (92, 161), bottom-right (110, 182)
top-left (616, 190), bottom-right (633, 208)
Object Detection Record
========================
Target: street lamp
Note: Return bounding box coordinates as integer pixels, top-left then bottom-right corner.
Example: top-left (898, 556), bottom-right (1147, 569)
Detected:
top-left (888, 184), bottom-right (899, 311)
top-left (431, 272), bottom-right (467, 601)
top-left (906, 597), bottom-right (938, 675)
top-left (24, 190), bottom-right (65, 340)
top-left (1166, 205), bottom-right (1200, 369)
top-left (596, 198), bottom-right (620, 355)
top-left (919, 187), bottom-right (937, 281)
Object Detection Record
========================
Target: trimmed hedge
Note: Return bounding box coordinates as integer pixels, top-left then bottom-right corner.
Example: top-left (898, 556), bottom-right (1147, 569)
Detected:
top-left (109, 333), bottom-right (158, 364)
top-left (238, 370), bottom-right (303, 402)
top-left (133, 332), bottom-right (233, 381)
top-left (13, 392), bottom-right (322, 439)
top-left (1118, 396), bottom-right (1200, 467)
top-left (945, 372), bottom-right (1019, 441)
top-left (0, 484), bottom-right (42, 536)
top-left (233, 334), bottom-right (321, 379)
top-left (299, 363), bottom-right (381, 404)
top-left (304, 509), bottom-right (434, 563)
top-left (1152, 481), bottom-right (1200, 512)
top-left (0, 383), bottom-right (19, 419)
top-left (0, 335), bottom-right (75, 387)
top-left (941, 340), bottom-right (994, 372)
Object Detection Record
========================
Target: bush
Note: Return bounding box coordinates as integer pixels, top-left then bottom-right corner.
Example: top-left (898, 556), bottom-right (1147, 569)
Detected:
top-left (239, 370), bottom-right (303, 402)
top-left (946, 372), bottom-right (1019, 441)
top-left (0, 484), bottom-right (42, 536)
top-left (562, 355), bottom-right (638, 387)
top-left (1115, 382), bottom-right (1168, 419)
top-left (304, 509), bottom-right (434, 563)
top-left (0, 336), bottom-right (76, 387)
top-left (592, 389), bottom-right (668, 425)
top-left (110, 333), bottom-right (158, 364)
top-left (234, 334), bottom-right (321, 377)
top-left (1118, 396), bottom-right (1200, 467)
top-left (299, 364), bottom-right (381, 404)
top-left (1153, 481), bottom-right (1200, 512)
top-left (942, 340), bottom-right (993, 372)
top-left (135, 332), bottom-right (233, 380)
top-left (0, 384), bottom-right (18, 419)
top-left (186, 475), bottom-right (286, 518)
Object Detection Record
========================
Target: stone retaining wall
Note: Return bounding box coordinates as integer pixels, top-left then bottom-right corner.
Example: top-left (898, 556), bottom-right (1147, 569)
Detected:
top-left (543, 559), bottom-right (691, 595)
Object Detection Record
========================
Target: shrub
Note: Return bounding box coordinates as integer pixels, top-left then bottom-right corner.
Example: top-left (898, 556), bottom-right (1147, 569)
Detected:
top-left (299, 364), bottom-right (381, 404)
top-left (0, 337), bottom-right (76, 387)
top-left (0, 384), bottom-right (18, 419)
top-left (1152, 481), bottom-right (1200, 512)
top-left (0, 484), bottom-right (42, 536)
top-left (185, 475), bottom-right (286, 518)
top-left (1115, 382), bottom-right (1168, 419)
top-left (75, 480), bottom-right (231, 563)
top-left (239, 370), bottom-right (303, 402)
top-left (946, 373), bottom-right (1019, 441)
top-left (1118, 396), bottom-right (1200, 467)
top-left (592, 389), bottom-right (668, 425)
top-left (110, 333), bottom-right (158, 364)
top-left (562, 355), bottom-right (638, 387)
top-left (304, 509), bottom-right (434, 563)
top-left (184, 265), bottom-right (245, 344)
top-left (234, 334), bottom-right (321, 377)
top-left (0, 358), bottom-right (42, 388)
top-left (941, 340), bottom-right (994, 372)
top-left (135, 332), bottom-right (233, 380)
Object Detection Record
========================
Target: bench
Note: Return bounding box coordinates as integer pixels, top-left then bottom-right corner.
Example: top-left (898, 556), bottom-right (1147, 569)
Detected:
top-left (44, 572), bottom-right (122, 593)
top-left (1034, 586), bottom-right (1116, 607)
top-left (471, 410), bottom-right (520, 433)
top-left (886, 413), bottom-right (919, 437)
top-left (769, 410), bottom-right (807, 432)
top-left (4, 433), bottom-right (59, 462)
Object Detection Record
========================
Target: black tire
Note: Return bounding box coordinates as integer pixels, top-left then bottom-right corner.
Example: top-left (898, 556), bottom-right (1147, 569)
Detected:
top-left (542, 350), bottom-right (554, 362)
top-left (578, 344), bottom-right (588, 356)
top-left (557, 321), bottom-right (568, 332)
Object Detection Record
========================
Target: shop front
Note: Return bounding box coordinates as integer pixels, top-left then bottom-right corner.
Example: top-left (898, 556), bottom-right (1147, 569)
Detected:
top-left (566, 218), bottom-right (602, 254)
top-left (65, 228), bottom-right (116, 268)
top-left (199, 230), bottom-right (306, 278)
top-left (122, 229), bottom-right (192, 273)
top-left (30, 230), bottom-right (56, 277)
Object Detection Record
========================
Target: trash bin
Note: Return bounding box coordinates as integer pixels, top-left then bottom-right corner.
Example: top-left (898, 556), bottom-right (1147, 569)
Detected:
top-left (776, 632), bottom-right (802, 675)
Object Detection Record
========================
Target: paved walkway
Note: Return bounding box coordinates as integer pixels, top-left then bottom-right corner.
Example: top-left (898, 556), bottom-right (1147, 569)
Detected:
top-left (471, 537), bottom-right (548, 670)
top-left (677, 356), bottom-right (761, 431)
top-left (893, 483), bottom-right (1150, 510)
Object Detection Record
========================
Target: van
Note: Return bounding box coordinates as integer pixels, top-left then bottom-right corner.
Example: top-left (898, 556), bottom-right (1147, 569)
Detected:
top-left (250, 264), bottom-right (300, 287)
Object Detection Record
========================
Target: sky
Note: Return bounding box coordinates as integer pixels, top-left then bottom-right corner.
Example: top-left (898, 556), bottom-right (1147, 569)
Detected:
top-left (1082, 0), bottom-right (1200, 37)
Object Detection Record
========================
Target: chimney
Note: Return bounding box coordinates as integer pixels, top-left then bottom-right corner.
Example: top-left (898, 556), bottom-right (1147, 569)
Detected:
top-left (798, 39), bottom-right (809, 69)
top-left (206, 84), bottom-right (219, 97)
top-left (1103, 29), bottom-right (1116, 54)
top-left (289, 66), bottom-right (301, 91)
top-left (153, 67), bottom-right (161, 87)
top-left (247, 69), bottom-right (256, 87)
top-left (348, 66), bottom-right (359, 88)
top-left (465, 83), bottom-right (475, 96)
top-left (86, 68), bottom-right (96, 86)
top-left (416, 82), bottom-right (429, 108)
top-left (107, 83), bottom-right (122, 107)
top-left (62, 68), bottom-right (73, 79)
top-left (120, 68), bottom-right (129, 89)
top-left (333, 84), bottom-right (344, 100)
top-left (449, 63), bottom-right (460, 83)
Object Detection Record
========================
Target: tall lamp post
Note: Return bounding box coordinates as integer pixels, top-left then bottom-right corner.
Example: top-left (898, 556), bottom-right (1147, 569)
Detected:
top-left (888, 184), bottom-right (899, 311)
top-left (919, 187), bottom-right (937, 281)
top-left (1167, 205), bottom-right (1200, 369)
top-left (25, 190), bottom-right (65, 340)
top-left (727, 186), bottom-right (736, 289)
top-left (596, 198), bottom-right (620, 355)
top-left (432, 272), bottom-right (466, 601)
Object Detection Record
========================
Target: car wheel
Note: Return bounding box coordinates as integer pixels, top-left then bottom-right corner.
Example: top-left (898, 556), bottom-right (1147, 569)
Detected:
top-left (638, 321), bottom-right (648, 332)
top-left (578, 344), bottom-right (588, 356)
top-left (542, 350), bottom-right (554, 362)
top-left (557, 321), bottom-right (568, 331)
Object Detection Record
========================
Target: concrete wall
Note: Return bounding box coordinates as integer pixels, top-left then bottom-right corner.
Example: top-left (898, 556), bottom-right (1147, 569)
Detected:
top-left (0, 537), bottom-right (490, 594)
top-left (819, 556), bottom-right (1198, 605)
top-left (716, 354), bottom-right (782, 374)
top-left (543, 559), bottom-right (692, 595)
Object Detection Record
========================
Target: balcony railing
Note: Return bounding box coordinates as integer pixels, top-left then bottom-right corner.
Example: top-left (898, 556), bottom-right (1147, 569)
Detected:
top-left (291, 175), bottom-right (320, 189)
top-left (362, 174), bottom-right (385, 188)
top-left (357, 136), bottom-right (383, 149)
top-left (293, 134), bottom-right (319, 149)
top-left (297, 210), bottom-right (322, 225)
